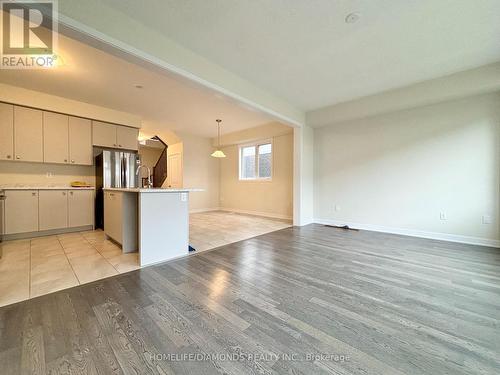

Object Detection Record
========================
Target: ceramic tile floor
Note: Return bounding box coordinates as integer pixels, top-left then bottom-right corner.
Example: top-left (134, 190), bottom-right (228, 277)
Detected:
top-left (0, 211), bottom-right (291, 307)
top-left (0, 230), bottom-right (139, 307)
top-left (189, 211), bottom-right (291, 252)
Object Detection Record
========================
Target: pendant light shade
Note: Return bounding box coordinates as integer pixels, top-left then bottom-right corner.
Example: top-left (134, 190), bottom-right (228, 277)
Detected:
top-left (211, 150), bottom-right (226, 158)
top-left (211, 119), bottom-right (226, 158)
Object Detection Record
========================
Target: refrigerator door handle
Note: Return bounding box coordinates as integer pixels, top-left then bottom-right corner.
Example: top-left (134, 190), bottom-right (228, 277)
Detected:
top-left (122, 153), bottom-right (127, 187)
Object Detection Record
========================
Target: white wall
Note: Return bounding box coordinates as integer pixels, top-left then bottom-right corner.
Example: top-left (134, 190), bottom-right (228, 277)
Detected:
top-left (294, 125), bottom-right (315, 226)
top-left (179, 133), bottom-right (220, 211)
top-left (219, 130), bottom-right (293, 219)
top-left (314, 92), bottom-right (500, 246)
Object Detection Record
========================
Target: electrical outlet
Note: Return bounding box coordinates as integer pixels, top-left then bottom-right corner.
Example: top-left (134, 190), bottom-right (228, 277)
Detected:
top-left (439, 212), bottom-right (447, 220)
top-left (180, 193), bottom-right (187, 202)
top-left (482, 215), bottom-right (492, 225)
top-left (334, 204), bottom-right (341, 212)
top-left (46, 172), bottom-right (53, 178)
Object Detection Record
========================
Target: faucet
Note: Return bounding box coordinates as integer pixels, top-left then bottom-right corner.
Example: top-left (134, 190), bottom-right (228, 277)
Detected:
top-left (136, 164), bottom-right (153, 188)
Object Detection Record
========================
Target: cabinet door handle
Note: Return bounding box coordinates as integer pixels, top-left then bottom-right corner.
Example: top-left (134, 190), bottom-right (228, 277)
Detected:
top-left (62, 192), bottom-right (66, 195)
top-left (118, 144), bottom-right (122, 147)
top-left (32, 192), bottom-right (37, 196)
top-left (71, 160), bottom-right (75, 163)
top-left (113, 144), bottom-right (117, 147)
top-left (70, 191), bottom-right (73, 195)
top-left (6, 155), bottom-right (11, 159)
top-left (16, 156), bottom-right (20, 160)
top-left (64, 159), bottom-right (68, 162)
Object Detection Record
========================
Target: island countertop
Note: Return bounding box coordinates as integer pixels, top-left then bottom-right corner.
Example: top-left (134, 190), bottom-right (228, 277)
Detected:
top-left (0, 185), bottom-right (95, 190)
top-left (103, 187), bottom-right (204, 193)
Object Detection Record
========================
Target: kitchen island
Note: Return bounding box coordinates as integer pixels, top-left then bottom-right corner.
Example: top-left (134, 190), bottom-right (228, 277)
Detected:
top-left (103, 188), bottom-right (202, 266)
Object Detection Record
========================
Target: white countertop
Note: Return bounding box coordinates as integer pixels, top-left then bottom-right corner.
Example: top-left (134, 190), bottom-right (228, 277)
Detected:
top-left (0, 185), bottom-right (95, 190)
top-left (103, 187), bottom-right (203, 193)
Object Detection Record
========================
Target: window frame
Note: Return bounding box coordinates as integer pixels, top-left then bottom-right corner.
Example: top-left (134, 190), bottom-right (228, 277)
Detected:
top-left (238, 139), bottom-right (273, 181)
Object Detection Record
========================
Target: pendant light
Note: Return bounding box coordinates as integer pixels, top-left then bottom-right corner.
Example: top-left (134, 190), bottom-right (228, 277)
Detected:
top-left (211, 119), bottom-right (226, 158)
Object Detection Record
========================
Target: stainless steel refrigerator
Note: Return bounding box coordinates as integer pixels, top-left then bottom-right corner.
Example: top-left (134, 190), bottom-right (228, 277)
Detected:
top-left (95, 150), bottom-right (139, 229)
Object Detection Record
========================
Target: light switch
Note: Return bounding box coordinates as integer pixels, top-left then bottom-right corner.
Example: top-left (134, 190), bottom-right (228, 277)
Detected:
top-left (181, 193), bottom-right (187, 202)
top-left (439, 212), bottom-right (446, 220)
top-left (482, 215), bottom-right (492, 224)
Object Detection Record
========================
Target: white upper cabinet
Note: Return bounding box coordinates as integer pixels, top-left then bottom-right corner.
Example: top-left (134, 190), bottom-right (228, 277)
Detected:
top-left (14, 106), bottom-right (43, 162)
top-left (43, 113), bottom-right (92, 165)
top-left (0, 103), bottom-right (14, 161)
top-left (116, 126), bottom-right (139, 150)
top-left (92, 121), bottom-right (117, 148)
top-left (69, 117), bottom-right (92, 165)
top-left (43, 111), bottom-right (69, 164)
top-left (92, 121), bottom-right (138, 150)
top-left (0, 104), bottom-right (138, 165)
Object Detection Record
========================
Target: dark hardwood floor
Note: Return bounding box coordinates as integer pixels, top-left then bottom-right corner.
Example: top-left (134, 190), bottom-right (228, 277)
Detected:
top-left (1, 224), bottom-right (499, 374)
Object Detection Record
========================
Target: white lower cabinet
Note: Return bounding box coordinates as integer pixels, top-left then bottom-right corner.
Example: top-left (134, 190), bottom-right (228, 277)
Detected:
top-left (104, 190), bottom-right (137, 252)
top-left (3, 189), bottom-right (94, 237)
top-left (39, 190), bottom-right (68, 231)
top-left (104, 191), bottom-right (122, 243)
top-left (4, 190), bottom-right (39, 234)
top-left (68, 190), bottom-right (94, 227)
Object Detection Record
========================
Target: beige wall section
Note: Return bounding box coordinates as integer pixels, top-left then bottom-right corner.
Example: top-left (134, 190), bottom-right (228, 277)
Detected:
top-left (216, 122), bottom-right (292, 147)
top-left (314, 92), bottom-right (500, 245)
top-left (219, 127), bottom-right (294, 219)
top-left (138, 146), bottom-right (163, 179)
top-left (0, 83), bottom-right (141, 127)
top-left (0, 161), bottom-right (95, 186)
top-left (179, 133), bottom-right (220, 211)
top-left (140, 120), bottom-right (182, 145)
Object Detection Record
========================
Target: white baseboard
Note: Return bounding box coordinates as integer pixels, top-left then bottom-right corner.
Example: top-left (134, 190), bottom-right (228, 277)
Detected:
top-left (220, 207), bottom-right (292, 221)
top-left (314, 218), bottom-right (500, 248)
top-left (189, 207), bottom-right (220, 213)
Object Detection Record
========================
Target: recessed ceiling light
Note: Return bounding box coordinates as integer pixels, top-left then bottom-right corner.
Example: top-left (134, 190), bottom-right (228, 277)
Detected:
top-left (134, 84), bottom-right (143, 89)
top-left (345, 12), bottom-right (360, 24)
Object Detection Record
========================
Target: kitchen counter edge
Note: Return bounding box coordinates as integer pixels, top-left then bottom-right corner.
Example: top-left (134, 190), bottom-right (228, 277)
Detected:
top-left (0, 186), bottom-right (95, 190)
top-left (103, 188), bottom-right (203, 193)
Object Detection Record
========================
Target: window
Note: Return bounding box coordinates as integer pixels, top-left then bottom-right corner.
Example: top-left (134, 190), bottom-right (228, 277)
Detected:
top-left (239, 141), bottom-right (272, 180)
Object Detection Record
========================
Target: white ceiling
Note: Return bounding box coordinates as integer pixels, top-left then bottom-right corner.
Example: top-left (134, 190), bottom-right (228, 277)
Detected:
top-left (0, 32), bottom-right (275, 138)
top-left (99, 0), bottom-right (500, 111)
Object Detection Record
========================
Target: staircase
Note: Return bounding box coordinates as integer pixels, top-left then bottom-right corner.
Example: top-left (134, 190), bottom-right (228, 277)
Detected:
top-left (152, 136), bottom-right (168, 188)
